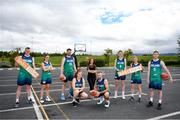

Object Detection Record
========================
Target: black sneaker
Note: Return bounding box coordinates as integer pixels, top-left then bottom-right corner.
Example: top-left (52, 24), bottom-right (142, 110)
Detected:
top-left (129, 96), bottom-right (134, 101)
top-left (146, 101), bottom-right (153, 107)
top-left (138, 97), bottom-right (141, 102)
top-left (27, 98), bottom-right (34, 104)
top-left (72, 101), bottom-right (77, 107)
top-left (157, 103), bottom-right (162, 110)
top-left (14, 102), bottom-right (19, 108)
top-left (76, 99), bottom-right (80, 103)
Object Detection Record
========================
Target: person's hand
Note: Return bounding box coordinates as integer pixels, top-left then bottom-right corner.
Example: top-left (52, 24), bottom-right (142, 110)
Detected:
top-left (170, 78), bottom-right (173, 84)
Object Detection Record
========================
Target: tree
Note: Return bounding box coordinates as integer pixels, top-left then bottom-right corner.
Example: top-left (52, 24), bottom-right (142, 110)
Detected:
top-left (178, 38), bottom-right (180, 61)
top-left (104, 48), bottom-right (113, 66)
top-left (124, 49), bottom-right (133, 60)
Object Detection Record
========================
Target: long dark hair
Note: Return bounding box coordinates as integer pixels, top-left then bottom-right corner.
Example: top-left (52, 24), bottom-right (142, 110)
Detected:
top-left (88, 58), bottom-right (95, 65)
top-left (74, 68), bottom-right (82, 79)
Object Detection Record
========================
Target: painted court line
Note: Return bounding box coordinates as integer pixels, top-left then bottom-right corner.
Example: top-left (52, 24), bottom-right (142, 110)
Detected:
top-left (0, 92), bottom-right (147, 113)
top-left (147, 111), bottom-right (180, 120)
top-left (30, 90), bottom-right (44, 120)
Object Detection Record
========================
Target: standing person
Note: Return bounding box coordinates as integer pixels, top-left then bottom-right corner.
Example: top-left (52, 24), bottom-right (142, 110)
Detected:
top-left (72, 69), bottom-right (88, 107)
top-left (72, 51), bottom-right (78, 69)
top-left (94, 71), bottom-right (110, 108)
top-left (146, 50), bottom-right (173, 110)
top-left (14, 47), bottom-right (36, 108)
top-left (59, 48), bottom-right (77, 101)
top-left (114, 50), bottom-right (127, 99)
top-left (129, 56), bottom-right (144, 102)
top-left (40, 55), bottom-right (53, 103)
top-left (87, 58), bottom-right (97, 91)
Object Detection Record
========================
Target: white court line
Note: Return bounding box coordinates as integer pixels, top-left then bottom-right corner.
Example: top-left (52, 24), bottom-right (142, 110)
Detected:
top-left (147, 111), bottom-right (180, 120)
top-left (30, 90), bottom-right (44, 120)
top-left (0, 92), bottom-right (147, 113)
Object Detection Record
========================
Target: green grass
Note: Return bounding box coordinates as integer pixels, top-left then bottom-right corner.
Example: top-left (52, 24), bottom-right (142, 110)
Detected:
top-left (0, 55), bottom-right (179, 67)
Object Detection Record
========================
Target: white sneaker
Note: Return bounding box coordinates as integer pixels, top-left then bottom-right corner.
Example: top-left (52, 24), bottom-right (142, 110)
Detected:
top-left (104, 101), bottom-right (110, 108)
top-left (114, 94), bottom-right (118, 99)
top-left (40, 99), bottom-right (44, 103)
top-left (122, 96), bottom-right (126, 100)
top-left (97, 97), bottom-right (104, 105)
top-left (45, 96), bottom-right (51, 102)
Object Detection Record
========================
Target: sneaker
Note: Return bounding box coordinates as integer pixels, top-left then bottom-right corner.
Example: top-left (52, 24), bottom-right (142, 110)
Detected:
top-left (113, 94), bottom-right (118, 99)
top-left (129, 96), bottom-right (134, 101)
top-left (138, 97), bottom-right (141, 102)
top-left (60, 94), bottom-right (66, 101)
top-left (122, 96), bottom-right (126, 100)
top-left (40, 99), bottom-right (44, 103)
top-left (45, 96), bottom-right (51, 102)
top-left (72, 101), bottom-right (77, 107)
top-left (146, 101), bottom-right (153, 107)
top-left (14, 102), bottom-right (19, 108)
top-left (75, 99), bottom-right (80, 103)
top-left (97, 97), bottom-right (104, 105)
top-left (68, 93), bottom-right (73, 98)
top-left (104, 101), bottom-right (110, 108)
top-left (27, 98), bottom-right (34, 104)
top-left (157, 103), bottom-right (162, 110)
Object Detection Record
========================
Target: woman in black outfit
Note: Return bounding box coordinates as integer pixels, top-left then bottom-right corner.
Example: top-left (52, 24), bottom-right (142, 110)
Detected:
top-left (87, 58), bottom-right (97, 90)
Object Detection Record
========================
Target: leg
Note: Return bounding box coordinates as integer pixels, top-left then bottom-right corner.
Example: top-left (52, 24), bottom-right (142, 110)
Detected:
top-left (138, 84), bottom-right (142, 98)
top-left (26, 85), bottom-right (31, 99)
top-left (16, 85), bottom-right (22, 102)
top-left (157, 90), bottom-right (162, 110)
top-left (40, 84), bottom-right (46, 98)
top-left (121, 80), bottom-right (125, 99)
top-left (46, 84), bottom-right (50, 97)
top-left (147, 88), bottom-right (154, 107)
top-left (130, 84), bottom-right (134, 97)
top-left (80, 92), bottom-right (88, 99)
top-left (60, 82), bottom-right (66, 100)
top-left (104, 92), bottom-right (110, 108)
top-left (114, 80), bottom-right (119, 98)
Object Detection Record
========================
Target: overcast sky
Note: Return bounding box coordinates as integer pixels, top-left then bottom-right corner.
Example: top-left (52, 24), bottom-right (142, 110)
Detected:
top-left (0, 0), bottom-right (180, 54)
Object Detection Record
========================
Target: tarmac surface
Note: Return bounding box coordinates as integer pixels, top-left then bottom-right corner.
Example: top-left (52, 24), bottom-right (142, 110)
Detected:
top-left (0, 67), bottom-right (180, 119)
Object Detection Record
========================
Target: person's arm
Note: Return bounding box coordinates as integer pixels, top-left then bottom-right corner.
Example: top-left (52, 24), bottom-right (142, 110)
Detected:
top-left (60, 57), bottom-right (65, 75)
top-left (32, 57), bottom-right (36, 69)
top-left (49, 62), bottom-right (54, 71)
top-left (99, 79), bottom-right (109, 94)
top-left (80, 78), bottom-right (85, 92)
top-left (140, 63), bottom-right (144, 72)
top-left (130, 63), bottom-right (132, 68)
top-left (114, 59), bottom-right (119, 71)
top-left (72, 78), bottom-right (77, 91)
top-left (124, 58), bottom-right (127, 70)
top-left (73, 57), bottom-right (77, 72)
top-left (15, 56), bottom-right (21, 67)
top-left (161, 61), bottom-right (173, 83)
top-left (147, 61), bottom-right (151, 84)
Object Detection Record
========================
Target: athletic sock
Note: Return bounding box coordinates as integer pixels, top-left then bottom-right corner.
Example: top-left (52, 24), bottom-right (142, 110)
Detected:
top-left (115, 91), bottom-right (117, 96)
top-left (158, 99), bottom-right (162, 104)
top-left (122, 91), bottom-right (125, 97)
top-left (28, 96), bottom-right (31, 100)
top-left (16, 99), bottom-right (19, 103)
top-left (150, 97), bottom-right (153, 102)
top-left (138, 93), bottom-right (141, 98)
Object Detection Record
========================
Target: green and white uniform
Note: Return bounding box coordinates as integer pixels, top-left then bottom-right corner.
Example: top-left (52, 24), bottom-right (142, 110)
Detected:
top-left (131, 63), bottom-right (142, 84)
top-left (17, 54), bottom-right (33, 86)
top-left (149, 59), bottom-right (162, 90)
top-left (63, 56), bottom-right (75, 82)
top-left (114, 58), bottom-right (126, 80)
top-left (41, 61), bottom-right (52, 84)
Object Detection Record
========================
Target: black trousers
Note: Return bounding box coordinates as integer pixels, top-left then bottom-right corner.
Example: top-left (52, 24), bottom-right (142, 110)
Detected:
top-left (87, 77), bottom-right (96, 90)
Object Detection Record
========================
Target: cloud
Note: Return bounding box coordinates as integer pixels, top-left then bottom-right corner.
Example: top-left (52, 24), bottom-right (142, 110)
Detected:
top-left (0, 0), bottom-right (180, 54)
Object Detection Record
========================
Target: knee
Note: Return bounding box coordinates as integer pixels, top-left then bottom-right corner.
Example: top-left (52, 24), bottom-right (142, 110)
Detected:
top-left (104, 92), bottom-right (109, 99)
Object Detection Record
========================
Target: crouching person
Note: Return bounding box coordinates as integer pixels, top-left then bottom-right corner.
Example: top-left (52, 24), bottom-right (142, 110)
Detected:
top-left (72, 69), bottom-right (88, 107)
top-left (93, 71), bottom-right (110, 108)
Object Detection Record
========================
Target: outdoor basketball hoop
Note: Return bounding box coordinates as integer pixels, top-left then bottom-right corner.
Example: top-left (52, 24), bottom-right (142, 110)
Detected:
top-left (74, 43), bottom-right (86, 52)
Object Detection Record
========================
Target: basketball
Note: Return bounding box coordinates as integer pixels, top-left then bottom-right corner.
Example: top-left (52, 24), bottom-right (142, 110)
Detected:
top-left (59, 74), bottom-right (66, 81)
top-left (161, 73), bottom-right (169, 81)
top-left (90, 90), bottom-right (99, 97)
